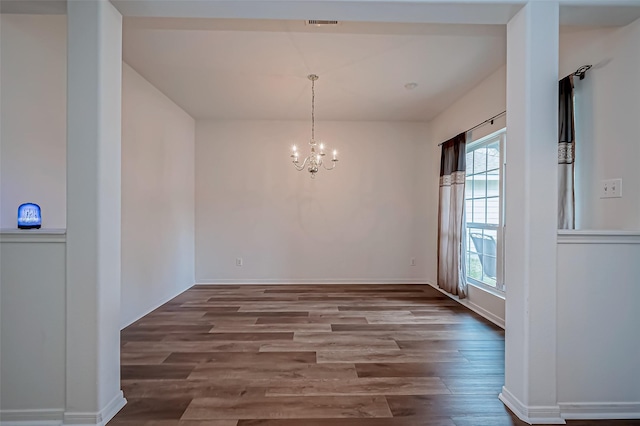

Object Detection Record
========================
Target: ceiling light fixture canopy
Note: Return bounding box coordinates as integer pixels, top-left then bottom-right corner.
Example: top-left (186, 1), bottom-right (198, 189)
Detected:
top-left (290, 74), bottom-right (337, 178)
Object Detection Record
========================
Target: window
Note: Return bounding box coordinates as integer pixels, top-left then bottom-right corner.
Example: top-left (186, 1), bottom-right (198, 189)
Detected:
top-left (465, 128), bottom-right (505, 292)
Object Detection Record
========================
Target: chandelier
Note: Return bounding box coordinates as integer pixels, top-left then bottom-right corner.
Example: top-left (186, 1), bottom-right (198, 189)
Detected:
top-left (290, 74), bottom-right (338, 178)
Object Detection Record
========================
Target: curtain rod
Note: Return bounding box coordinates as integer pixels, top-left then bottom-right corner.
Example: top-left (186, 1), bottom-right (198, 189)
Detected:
top-left (438, 111), bottom-right (506, 146)
top-left (438, 64), bottom-right (591, 147)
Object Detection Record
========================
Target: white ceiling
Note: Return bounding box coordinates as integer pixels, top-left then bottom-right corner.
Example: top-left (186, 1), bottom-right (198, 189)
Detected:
top-left (123, 18), bottom-right (507, 121)
top-left (6, 0), bottom-right (637, 122)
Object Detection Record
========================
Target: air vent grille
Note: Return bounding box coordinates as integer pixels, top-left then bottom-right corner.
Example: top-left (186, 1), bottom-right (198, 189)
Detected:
top-left (306, 20), bottom-right (339, 26)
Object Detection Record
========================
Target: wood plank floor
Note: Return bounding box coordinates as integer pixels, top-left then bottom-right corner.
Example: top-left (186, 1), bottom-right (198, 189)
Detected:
top-left (110, 284), bottom-right (639, 426)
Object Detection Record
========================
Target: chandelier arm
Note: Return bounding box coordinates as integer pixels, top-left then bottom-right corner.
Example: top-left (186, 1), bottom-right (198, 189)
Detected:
top-left (293, 157), bottom-right (309, 171)
top-left (322, 161), bottom-right (337, 171)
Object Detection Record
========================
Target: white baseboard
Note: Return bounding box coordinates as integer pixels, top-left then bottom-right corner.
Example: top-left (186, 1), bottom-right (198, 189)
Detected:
top-left (99, 392), bottom-right (127, 425)
top-left (63, 391), bottom-right (126, 425)
top-left (559, 402), bottom-right (640, 420)
top-left (426, 282), bottom-right (505, 329)
top-left (195, 279), bottom-right (428, 285)
top-left (466, 298), bottom-right (505, 329)
top-left (499, 387), bottom-right (565, 424)
top-left (499, 389), bottom-right (640, 423)
top-left (120, 281), bottom-right (194, 329)
top-left (0, 409), bottom-right (63, 426)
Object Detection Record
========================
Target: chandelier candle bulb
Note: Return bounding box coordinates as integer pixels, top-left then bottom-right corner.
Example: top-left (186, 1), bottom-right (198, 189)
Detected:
top-left (333, 150), bottom-right (338, 161)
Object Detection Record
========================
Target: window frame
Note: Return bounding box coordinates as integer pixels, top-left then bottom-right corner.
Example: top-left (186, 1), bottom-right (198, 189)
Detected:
top-left (465, 127), bottom-right (506, 293)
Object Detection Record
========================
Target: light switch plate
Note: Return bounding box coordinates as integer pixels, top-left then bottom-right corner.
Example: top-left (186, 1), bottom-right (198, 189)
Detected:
top-left (600, 178), bottom-right (622, 198)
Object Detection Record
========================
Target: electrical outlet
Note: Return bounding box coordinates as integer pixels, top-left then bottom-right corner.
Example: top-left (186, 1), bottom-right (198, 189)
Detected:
top-left (236, 257), bottom-right (243, 267)
top-left (410, 257), bottom-right (416, 266)
top-left (601, 179), bottom-right (622, 198)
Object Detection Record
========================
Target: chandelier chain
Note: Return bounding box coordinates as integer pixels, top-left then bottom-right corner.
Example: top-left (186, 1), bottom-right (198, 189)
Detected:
top-left (311, 77), bottom-right (315, 141)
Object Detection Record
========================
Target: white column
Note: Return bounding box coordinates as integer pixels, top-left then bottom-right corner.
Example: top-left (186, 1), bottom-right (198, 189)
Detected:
top-left (500, 1), bottom-right (562, 424)
top-left (66, 1), bottom-right (125, 424)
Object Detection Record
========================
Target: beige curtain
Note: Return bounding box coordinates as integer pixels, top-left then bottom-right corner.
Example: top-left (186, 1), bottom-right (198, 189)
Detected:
top-left (437, 133), bottom-right (467, 298)
top-left (558, 75), bottom-right (575, 229)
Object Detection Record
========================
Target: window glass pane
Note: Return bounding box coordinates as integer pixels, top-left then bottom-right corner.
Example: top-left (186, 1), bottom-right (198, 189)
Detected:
top-left (465, 176), bottom-right (473, 200)
top-left (481, 229), bottom-right (498, 284)
top-left (468, 252), bottom-right (482, 281)
top-left (468, 227), bottom-right (480, 254)
top-left (486, 197), bottom-right (499, 225)
top-left (465, 199), bottom-right (473, 222)
top-left (473, 174), bottom-right (486, 198)
top-left (486, 169), bottom-right (499, 198)
top-left (487, 141), bottom-right (500, 170)
top-left (484, 229), bottom-right (497, 246)
top-left (482, 255), bottom-right (497, 286)
top-left (465, 131), bottom-right (504, 291)
top-left (473, 147), bottom-right (487, 174)
top-left (472, 199), bottom-right (486, 223)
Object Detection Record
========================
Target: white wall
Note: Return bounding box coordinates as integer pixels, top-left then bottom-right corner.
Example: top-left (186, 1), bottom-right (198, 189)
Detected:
top-left (0, 14), bottom-right (66, 229)
top-left (554, 19), bottom-right (640, 419)
top-left (121, 63), bottom-right (195, 328)
top-left (429, 65), bottom-right (507, 145)
top-left (556, 232), bottom-right (640, 416)
top-left (65, 1), bottom-right (124, 418)
top-left (0, 234), bottom-right (66, 420)
top-left (0, 14), bottom-right (196, 329)
top-left (560, 19), bottom-right (640, 230)
top-left (427, 65), bottom-right (507, 327)
top-left (430, 18), bottom-right (640, 233)
top-left (0, 14), bottom-right (196, 422)
top-left (195, 120), bottom-right (432, 283)
top-left (0, 16), bottom-right (67, 421)
top-left (412, 125), bottom-right (438, 285)
top-left (426, 17), bottom-right (640, 329)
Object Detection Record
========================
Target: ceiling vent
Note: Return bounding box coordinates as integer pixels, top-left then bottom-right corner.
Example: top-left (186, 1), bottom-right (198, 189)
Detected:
top-left (306, 20), bottom-right (340, 26)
